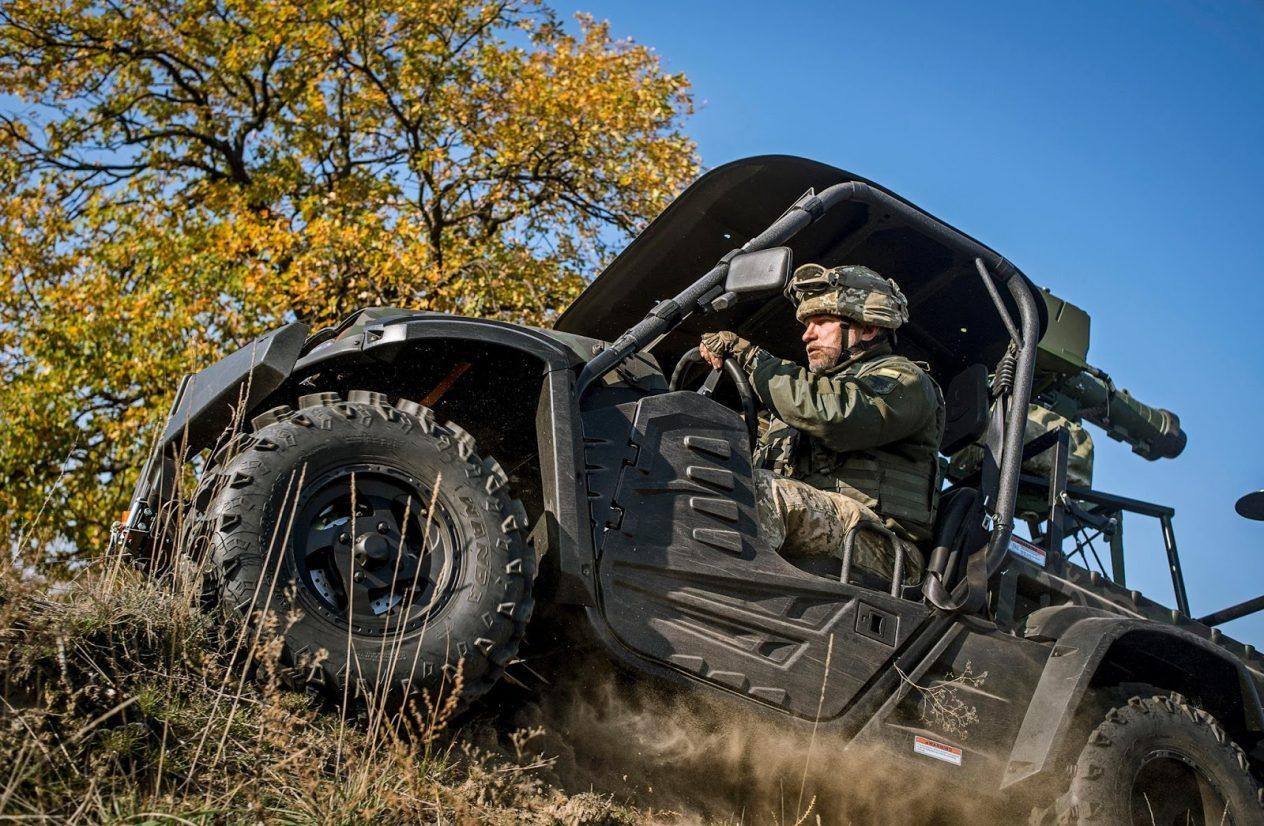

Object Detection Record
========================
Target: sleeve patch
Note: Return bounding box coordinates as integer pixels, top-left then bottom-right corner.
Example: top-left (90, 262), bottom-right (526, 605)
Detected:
top-left (864, 375), bottom-right (900, 395)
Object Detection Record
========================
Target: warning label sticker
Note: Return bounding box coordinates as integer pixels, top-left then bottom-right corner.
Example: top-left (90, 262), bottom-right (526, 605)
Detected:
top-left (914, 735), bottom-right (963, 766)
top-left (1008, 536), bottom-right (1047, 567)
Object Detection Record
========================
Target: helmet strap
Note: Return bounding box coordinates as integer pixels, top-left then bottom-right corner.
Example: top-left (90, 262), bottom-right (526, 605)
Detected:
top-left (847, 329), bottom-right (892, 357)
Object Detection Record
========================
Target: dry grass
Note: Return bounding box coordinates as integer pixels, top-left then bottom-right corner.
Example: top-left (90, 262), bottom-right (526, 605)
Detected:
top-left (0, 542), bottom-right (639, 824)
top-left (0, 536), bottom-right (1011, 825)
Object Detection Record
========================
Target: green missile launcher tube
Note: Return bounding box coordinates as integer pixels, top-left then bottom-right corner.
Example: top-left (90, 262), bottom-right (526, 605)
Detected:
top-left (1034, 289), bottom-right (1187, 461)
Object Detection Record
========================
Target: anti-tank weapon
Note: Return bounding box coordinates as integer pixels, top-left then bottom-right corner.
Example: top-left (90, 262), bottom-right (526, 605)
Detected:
top-left (1021, 291), bottom-right (1264, 634)
top-left (1032, 289), bottom-right (1185, 462)
top-left (953, 287), bottom-right (1188, 574)
top-left (1014, 290), bottom-right (1186, 603)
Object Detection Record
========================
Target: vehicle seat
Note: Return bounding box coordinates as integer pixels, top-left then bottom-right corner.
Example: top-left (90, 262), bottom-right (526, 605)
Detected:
top-left (926, 486), bottom-right (990, 587)
top-left (923, 364), bottom-right (993, 591)
top-left (940, 363), bottom-right (990, 456)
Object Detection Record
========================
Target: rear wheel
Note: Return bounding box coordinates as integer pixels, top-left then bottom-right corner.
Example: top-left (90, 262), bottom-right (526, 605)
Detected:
top-left (1057, 692), bottom-right (1264, 824)
top-left (193, 390), bottom-right (534, 709)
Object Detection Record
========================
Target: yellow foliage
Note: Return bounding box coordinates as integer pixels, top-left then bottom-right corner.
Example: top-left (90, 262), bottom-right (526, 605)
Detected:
top-left (0, 0), bottom-right (698, 559)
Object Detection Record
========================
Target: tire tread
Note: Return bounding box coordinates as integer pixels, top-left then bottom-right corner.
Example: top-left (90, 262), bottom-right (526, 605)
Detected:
top-left (193, 390), bottom-right (534, 711)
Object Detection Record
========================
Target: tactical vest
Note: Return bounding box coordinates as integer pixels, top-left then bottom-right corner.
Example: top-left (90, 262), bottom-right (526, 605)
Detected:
top-left (754, 351), bottom-right (945, 541)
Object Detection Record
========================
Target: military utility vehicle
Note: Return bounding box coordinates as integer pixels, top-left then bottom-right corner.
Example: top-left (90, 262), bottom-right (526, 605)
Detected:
top-left (114, 156), bottom-right (1264, 822)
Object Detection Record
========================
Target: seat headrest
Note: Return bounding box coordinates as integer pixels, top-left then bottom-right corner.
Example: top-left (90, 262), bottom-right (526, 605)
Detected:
top-left (940, 363), bottom-right (989, 456)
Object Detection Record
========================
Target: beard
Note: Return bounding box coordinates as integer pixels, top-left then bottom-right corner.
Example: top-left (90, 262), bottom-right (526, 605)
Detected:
top-left (806, 343), bottom-right (843, 373)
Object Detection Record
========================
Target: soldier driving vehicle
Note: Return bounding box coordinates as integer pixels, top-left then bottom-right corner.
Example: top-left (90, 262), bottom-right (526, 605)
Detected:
top-left (111, 156), bottom-right (1264, 823)
top-left (696, 264), bottom-right (943, 587)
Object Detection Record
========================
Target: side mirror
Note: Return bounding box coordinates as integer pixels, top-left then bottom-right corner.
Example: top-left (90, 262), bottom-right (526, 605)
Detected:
top-left (726, 246), bottom-right (793, 296)
top-left (709, 247), bottom-right (793, 311)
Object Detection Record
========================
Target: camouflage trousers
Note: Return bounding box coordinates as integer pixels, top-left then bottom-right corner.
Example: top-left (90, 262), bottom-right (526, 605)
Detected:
top-left (755, 470), bottom-right (924, 585)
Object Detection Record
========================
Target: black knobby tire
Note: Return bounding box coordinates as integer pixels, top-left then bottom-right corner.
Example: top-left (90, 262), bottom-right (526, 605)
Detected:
top-left (183, 430), bottom-right (261, 604)
top-left (195, 390), bottom-right (534, 708)
top-left (1057, 691), bottom-right (1264, 824)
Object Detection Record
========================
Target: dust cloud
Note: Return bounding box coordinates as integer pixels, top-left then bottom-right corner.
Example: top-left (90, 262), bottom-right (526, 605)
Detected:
top-left (493, 654), bottom-right (1007, 824)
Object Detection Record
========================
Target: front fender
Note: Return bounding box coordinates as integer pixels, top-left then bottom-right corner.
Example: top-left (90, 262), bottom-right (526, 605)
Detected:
top-left (161, 322), bottom-right (309, 454)
top-left (294, 313), bottom-right (589, 374)
top-left (1001, 615), bottom-right (1264, 788)
top-left (132, 312), bottom-right (606, 602)
top-left (158, 313), bottom-right (586, 458)
top-left (115, 322), bottom-right (308, 552)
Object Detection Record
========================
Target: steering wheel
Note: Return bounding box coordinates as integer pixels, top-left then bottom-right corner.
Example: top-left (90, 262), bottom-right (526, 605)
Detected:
top-left (669, 348), bottom-right (760, 451)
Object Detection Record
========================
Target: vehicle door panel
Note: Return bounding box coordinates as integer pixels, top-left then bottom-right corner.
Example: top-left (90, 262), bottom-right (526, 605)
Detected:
top-left (586, 390), bottom-right (930, 719)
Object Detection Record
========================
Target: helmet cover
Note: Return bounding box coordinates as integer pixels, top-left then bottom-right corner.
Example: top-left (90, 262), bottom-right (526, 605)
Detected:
top-left (786, 263), bottom-right (909, 329)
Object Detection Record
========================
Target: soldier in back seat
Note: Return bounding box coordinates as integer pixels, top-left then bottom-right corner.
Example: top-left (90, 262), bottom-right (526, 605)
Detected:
top-left (699, 264), bottom-right (946, 585)
top-left (949, 403), bottom-right (1095, 533)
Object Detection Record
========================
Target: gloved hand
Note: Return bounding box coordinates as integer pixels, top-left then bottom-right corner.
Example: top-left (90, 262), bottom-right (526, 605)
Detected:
top-left (699, 331), bottom-right (756, 369)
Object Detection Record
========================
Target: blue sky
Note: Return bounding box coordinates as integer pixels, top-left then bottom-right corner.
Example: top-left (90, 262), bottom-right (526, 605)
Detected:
top-left (574, 0), bottom-right (1264, 643)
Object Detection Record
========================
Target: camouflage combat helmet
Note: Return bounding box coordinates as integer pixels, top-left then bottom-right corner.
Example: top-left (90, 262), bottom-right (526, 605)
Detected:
top-left (785, 263), bottom-right (910, 329)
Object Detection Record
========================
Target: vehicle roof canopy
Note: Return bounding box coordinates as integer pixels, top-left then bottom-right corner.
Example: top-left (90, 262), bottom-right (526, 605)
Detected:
top-left (555, 155), bottom-right (1045, 383)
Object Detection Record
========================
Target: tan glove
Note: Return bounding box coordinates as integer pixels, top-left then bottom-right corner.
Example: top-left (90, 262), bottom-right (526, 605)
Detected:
top-left (700, 331), bottom-right (756, 368)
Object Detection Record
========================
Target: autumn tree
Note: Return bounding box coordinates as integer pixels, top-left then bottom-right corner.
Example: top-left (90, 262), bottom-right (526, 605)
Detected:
top-left (0, 0), bottom-right (697, 559)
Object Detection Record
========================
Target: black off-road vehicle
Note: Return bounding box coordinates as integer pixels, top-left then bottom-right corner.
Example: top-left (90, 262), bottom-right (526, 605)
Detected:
top-left (114, 156), bottom-right (1264, 822)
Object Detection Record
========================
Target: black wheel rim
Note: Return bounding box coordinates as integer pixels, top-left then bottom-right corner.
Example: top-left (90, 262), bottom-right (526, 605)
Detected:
top-left (1130, 748), bottom-right (1232, 825)
top-left (288, 464), bottom-right (459, 636)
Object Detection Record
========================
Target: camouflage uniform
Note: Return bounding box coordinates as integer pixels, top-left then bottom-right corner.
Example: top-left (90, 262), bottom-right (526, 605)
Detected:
top-left (709, 264), bottom-right (945, 585)
top-left (748, 341), bottom-right (943, 583)
top-left (949, 404), bottom-right (1094, 488)
top-left (949, 403), bottom-right (1094, 518)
